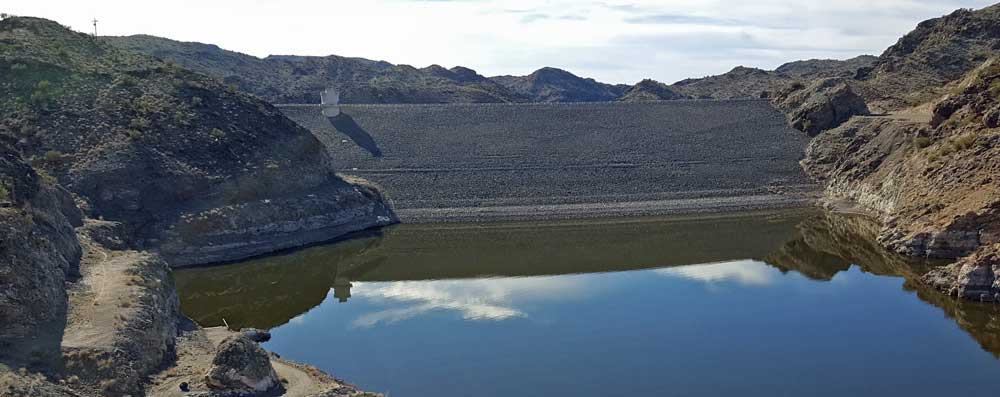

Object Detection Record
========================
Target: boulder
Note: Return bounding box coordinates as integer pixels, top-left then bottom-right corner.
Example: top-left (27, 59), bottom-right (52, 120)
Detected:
top-left (772, 78), bottom-right (870, 135)
top-left (923, 243), bottom-right (1000, 301)
top-left (205, 335), bottom-right (281, 395)
top-left (240, 328), bottom-right (271, 343)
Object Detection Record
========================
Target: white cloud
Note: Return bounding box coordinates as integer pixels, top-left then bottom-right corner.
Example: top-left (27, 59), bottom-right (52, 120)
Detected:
top-left (654, 259), bottom-right (780, 286)
top-left (5, 0), bottom-right (994, 83)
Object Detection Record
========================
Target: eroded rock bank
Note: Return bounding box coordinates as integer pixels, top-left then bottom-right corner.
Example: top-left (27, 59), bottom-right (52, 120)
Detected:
top-left (792, 60), bottom-right (999, 300)
top-left (1, 16), bottom-right (392, 397)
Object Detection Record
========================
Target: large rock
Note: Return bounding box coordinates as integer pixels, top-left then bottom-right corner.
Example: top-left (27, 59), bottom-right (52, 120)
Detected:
top-left (205, 335), bottom-right (281, 395)
top-left (923, 243), bottom-right (1000, 301)
top-left (772, 78), bottom-right (870, 135)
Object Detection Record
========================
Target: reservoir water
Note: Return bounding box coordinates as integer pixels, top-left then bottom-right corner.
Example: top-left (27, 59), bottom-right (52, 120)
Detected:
top-left (174, 209), bottom-right (1000, 396)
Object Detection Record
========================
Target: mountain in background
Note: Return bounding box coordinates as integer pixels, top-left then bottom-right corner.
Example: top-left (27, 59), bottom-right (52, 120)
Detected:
top-left (106, 35), bottom-right (629, 104)
top-left (107, 34), bottom-right (884, 105)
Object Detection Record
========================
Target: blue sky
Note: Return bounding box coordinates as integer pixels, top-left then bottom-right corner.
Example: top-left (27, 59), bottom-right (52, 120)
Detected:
top-left (6, 0), bottom-right (996, 84)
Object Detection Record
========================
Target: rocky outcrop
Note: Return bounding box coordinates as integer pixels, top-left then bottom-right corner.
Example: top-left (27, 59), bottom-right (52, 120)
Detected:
top-left (205, 335), bottom-right (281, 395)
top-left (158, 181), bottom-right (396, 267)
top-left (855, 4), bottom-right (1000, 111)
top-left (803, 57), bottom-right (1000, 262)
top-left (618, 79), bottom-right (689, 102)
top-left (772, 78), bottom-right (870, 135)
top-left (0, 17), bottom-right (397, 267)
top-left (923, 243), bottom-right (1000, 301)
top-left (0, 141), bottom-right (82, 364)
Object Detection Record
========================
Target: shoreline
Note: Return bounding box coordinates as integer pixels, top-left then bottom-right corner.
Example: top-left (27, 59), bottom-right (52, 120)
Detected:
top-left (394, 192), bottom-right (820, 223)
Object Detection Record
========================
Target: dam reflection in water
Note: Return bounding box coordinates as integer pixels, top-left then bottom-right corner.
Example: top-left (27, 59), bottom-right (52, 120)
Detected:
top-left (174, 209), bottom-right (1000, 397)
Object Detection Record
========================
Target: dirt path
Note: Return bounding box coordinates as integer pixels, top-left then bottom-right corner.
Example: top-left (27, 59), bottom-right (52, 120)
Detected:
top-left (62, 237), bottom-right (143, 350)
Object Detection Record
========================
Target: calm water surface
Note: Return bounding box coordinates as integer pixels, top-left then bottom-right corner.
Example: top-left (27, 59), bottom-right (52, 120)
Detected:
top-left (175, 209), bottom-right (1000, 396)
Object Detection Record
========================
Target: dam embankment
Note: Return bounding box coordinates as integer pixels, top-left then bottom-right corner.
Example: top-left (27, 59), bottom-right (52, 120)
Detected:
top-left (278, 100), bottom-right (818, 222)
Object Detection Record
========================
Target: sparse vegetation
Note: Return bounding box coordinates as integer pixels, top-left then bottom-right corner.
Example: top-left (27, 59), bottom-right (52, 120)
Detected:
top-left (0, 183), bottom-right (9, 202)
top-left (913, 136), bottom-right (932, 149)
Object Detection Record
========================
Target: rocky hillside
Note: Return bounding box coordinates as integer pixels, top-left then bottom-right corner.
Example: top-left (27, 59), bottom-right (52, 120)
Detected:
top-left (106, 35), bottom-right (629, 104)
top-left (618, 79), bottom-right (689, 102)
top-left (775, 56), bottom-right (879, 80)
top-left (671, 56), bottom-right (878, 100)
top-left (490, 67), bottom-right (629, 102)
top-left (0, 17), bottom-right (395, 266)
top-left (856, 4), bottom-right (1000, 111)
top-left (803, 56), bottom-right (999, 293)
top-left (0, 140), bottom-right (81, 365)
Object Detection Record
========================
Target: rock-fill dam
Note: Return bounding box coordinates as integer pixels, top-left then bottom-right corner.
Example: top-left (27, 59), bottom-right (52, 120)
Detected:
top-left (277, 100), bottom-right (817, 222)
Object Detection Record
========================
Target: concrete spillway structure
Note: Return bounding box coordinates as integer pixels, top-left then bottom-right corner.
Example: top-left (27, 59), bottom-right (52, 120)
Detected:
top-left (277, 100), bottom-right (817, 222)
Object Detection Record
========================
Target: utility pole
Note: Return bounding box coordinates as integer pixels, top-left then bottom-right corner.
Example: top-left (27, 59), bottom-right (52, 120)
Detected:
top-left (92, 18), bottom-right (98, 36)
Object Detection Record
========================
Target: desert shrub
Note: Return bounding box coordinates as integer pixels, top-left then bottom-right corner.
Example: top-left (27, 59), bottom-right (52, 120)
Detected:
top-left (135, 95), bottom-right (162, 114)
top-left (41, 150), bottom-right (66, 165)
top-left (952, 133), bottom-right (977, 150)
top-left (35, 168), bottom-right (57, 186)
top-left (113, 74), bottom-right (139, 87)
top-left (17, 124), bottom-right (36, 138)
top-left (129, 117), bottom-right (150, 130)
top-left (28, 80), bottom-right (55, 109)
top-left (209, 128), bottom-right (225, 141)
top-left (126, 129), bottom-right (143, 140)
top-left (913, 136), bottom-right (932, 149)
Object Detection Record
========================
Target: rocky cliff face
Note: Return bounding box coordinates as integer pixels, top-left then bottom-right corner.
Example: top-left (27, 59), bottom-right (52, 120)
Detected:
top-left (771, 78), bottom-right (870, 135)
top-left (924, 243), bottom-right (1000, 301)
top-left (803, 57), bottom-right (999, 262)
top-left (0, 140), bottom-right (82, 364)
top-left (0, 17), bottom-right (396, 267)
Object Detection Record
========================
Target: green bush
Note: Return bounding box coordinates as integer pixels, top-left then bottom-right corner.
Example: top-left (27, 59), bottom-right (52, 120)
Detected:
top-left (113, 74), bottom-right (139, 87)
top-left (29, 80), bottom-right (55, 109)
top-left (0, 183), bottom-right (9, 202)
top-left (210, 128), bottom-right (225, 141)
top-left (913, 136), bottom-right (932, 149)
top-left (42, 150), bottom-right (66, 165)
top-left (35, 168), bottom-right (58, 186)
top-left (126, 129), bottom-right (143, 140)
top-left (129, 117), bottom-right (150, 130)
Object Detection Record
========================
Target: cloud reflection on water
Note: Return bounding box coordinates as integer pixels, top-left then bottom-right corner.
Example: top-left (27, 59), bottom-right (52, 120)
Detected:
top-left (349, 275), bottom-right (592, 328)
top-left (654, 259), bottom-right (780, 286)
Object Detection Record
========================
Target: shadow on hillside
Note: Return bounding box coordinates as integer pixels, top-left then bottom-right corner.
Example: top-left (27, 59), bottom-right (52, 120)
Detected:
top-left (328, 113), bottom-right (382, 157)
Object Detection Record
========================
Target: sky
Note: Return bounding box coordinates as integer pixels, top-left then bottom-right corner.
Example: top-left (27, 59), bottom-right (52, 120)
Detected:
top-left (5, 0), bottom-right (996, 84)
